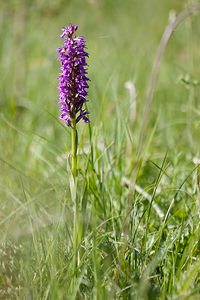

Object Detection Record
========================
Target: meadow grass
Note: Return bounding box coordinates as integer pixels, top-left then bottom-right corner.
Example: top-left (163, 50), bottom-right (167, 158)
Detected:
top-left (0, 0), bottom-right (200, 299)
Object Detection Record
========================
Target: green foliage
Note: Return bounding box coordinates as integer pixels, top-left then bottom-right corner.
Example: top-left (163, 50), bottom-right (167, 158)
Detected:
top-left (0, 0), bottom-right (200, 299)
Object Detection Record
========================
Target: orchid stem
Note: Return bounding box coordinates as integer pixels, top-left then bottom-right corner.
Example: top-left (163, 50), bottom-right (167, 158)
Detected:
top-left (72, 117), bottom-right (79, 280)
top-left (72, 118), bottom-right (77, 179)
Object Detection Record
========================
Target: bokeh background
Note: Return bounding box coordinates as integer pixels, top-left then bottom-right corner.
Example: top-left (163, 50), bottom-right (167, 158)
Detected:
top-left (0, 0), bottom-right (200, 298)
top-left (1, 0), bottom-right (200, 162)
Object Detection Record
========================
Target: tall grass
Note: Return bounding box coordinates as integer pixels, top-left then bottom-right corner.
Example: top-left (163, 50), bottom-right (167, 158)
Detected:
top-left (1, 0), bottom-right (200, 299)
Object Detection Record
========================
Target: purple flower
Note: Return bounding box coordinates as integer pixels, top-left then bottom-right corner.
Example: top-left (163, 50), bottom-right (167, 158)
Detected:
top-left (57, 24), bottom-right (90, 126)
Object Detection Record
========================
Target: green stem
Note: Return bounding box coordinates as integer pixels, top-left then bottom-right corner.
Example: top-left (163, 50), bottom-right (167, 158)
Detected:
top-left (72, 118), bottom-right (77, 179)
top-left (73, 197), bottom-right (78, 279)
top-left (71, 117), bottom-right (79, 284)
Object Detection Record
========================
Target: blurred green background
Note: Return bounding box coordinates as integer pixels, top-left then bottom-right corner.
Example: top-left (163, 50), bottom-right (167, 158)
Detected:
top-left (1, 0), bottom-right (200, 242)
top-left (0, 0), bottom-right (200, 298)
top-left (1, 0), bottom-right (200, 245)
top-left (1, 0), bottom-right (200, 153)
top-left (1, 0), bottom-right (200, 157)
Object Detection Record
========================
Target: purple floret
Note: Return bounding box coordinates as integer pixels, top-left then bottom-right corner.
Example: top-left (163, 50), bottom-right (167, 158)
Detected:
top-left (57, 23), bottom-right (90, 126)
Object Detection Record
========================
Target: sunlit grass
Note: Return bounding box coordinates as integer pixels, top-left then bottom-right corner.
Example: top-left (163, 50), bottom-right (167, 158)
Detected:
top-left (0, 0), bottom-right (200, 299)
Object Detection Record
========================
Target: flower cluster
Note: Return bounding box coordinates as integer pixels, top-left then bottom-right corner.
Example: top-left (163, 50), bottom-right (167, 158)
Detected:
top-left (57, 24), bottom-right (90, 126)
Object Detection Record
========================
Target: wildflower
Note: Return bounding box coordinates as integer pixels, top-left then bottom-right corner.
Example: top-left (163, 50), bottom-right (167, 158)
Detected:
top-left (57, 24), bottom-right (90, 126)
